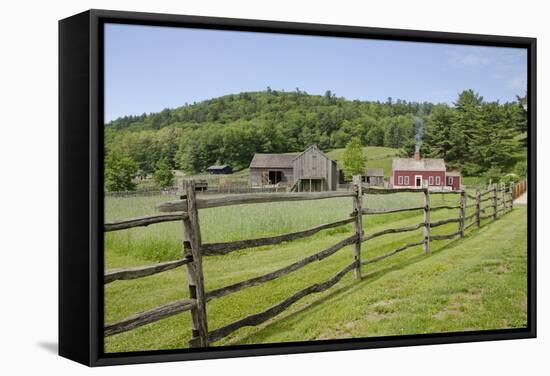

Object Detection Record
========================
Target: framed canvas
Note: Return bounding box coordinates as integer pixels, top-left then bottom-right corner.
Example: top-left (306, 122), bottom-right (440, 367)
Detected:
top-left (59, 9), bottom-right (536, 366)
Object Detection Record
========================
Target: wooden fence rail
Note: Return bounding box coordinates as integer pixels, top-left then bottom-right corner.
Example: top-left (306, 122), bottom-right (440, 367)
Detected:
top-left (103, 179), bottom-right (515, 345)
top-left (201, 217), bottom-right (355, 256)
top-left (104, 299), bottom-right (197, 337)
top-left (104, 258), bottom-right (191, 284)
top-left (104, 212), bottom-right (188, 232)
top-left (204, 234), bottom-right (358, 301)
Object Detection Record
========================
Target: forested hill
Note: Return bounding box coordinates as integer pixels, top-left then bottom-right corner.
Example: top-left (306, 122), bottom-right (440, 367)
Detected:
top-left (104, 89), bottom-right (527, 179)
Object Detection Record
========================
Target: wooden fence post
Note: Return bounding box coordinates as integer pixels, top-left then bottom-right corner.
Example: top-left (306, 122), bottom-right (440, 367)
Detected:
top-left (501, 183), bottom-right (506, 213)
top-left (509, 182), bottom-right (514, 210)
top-left (492, 184), bottom-right (498, 220)
top-left (459, 190), bottom-right (466, 237)
top-left (352, 175), bottom-right (362, 279)
top-left (181, 180), bottom-right (209, 348)
top-left (423, 187), bottom-right (430, 253)
top-left (475, 188), bottom-right (481, 228)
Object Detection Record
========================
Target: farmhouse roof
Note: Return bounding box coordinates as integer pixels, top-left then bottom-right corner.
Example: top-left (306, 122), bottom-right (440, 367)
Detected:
top-left (392, 158), bottom-right (446, 172)
top-left (249, 153), bottom-right (299, 168)
top-left (366, 168), bottom-right (384, 177)
top-left (446, 170), bottom-right (461, 177)
top-left (206, 165), bottom-right (231, 170)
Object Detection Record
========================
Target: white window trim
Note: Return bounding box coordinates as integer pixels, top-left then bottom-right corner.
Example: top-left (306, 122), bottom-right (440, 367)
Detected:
top-left (429, 176), bottom-right (434, 185)
top-left (398, 175), bottom-right (403, 185)
top-left (448, 176), bottom-right (453, 185)
top-left (435, 176), bottom-right (441, 185)
top-left (415, 175), bottom-right (422, 188)
top-left (404, 176), bottom-right (409, 185)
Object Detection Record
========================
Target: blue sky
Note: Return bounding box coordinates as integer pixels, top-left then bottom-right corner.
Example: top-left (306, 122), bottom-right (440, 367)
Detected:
top-left (104, 23), bottom-right (527, 122)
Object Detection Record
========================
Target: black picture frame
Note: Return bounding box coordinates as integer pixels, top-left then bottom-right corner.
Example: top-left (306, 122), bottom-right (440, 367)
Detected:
top-left (59, 9), bottom-right (537, 367)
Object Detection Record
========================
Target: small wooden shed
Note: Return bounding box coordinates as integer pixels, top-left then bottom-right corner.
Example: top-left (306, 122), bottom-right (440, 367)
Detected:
top-left (364, 168), bottom-right (384, 186)
top-left (206, 165), bottom-right (233, 175)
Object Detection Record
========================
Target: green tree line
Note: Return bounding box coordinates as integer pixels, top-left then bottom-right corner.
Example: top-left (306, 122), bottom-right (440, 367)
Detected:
top-left (104, 89), bottom-right (526, 191)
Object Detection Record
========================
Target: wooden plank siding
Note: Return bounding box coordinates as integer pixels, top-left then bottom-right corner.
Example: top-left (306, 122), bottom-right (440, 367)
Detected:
top-left (249, 167), bottom-right (294, 186)
top-left (293, 145), bottom-right (338, 191)
top-left (249, 145), bottom-right (338, 191)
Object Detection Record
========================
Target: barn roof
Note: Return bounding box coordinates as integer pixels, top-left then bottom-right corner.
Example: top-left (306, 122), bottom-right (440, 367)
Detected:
top-left (366, 168), bottom-right (384, 177)
top-left (206, 165), bottom-right (231, 170)
top-left (249, 153), bottom-right (299, 168)
top-left (392, 158), bottom-right (446, 171)
top-left (293, 144), bottom-right (335, 163)
top-left (250, 145), bottom-right (336, 169)
top-left (446, 170), bottom-right (461, 177)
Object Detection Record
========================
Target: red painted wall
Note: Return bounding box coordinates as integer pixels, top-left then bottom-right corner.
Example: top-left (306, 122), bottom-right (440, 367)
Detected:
top-left (392, 170), bottom-right (446, 188)
top-left (446, 175), bottom-right (461, 190)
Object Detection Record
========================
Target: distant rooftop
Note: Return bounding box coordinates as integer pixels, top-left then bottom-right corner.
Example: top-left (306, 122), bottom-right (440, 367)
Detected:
top-left (249, 153), bottom-right (299, 169)
top-left (206, 165), bottom-right (231, 170)
top-left (366, 168), bottom-right (384, 176)
top-left (392, 158), bottom-right (446, 171)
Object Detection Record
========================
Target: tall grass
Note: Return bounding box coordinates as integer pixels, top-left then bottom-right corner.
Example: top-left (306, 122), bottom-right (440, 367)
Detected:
top-left (104, 191), bottom-right (460, 263)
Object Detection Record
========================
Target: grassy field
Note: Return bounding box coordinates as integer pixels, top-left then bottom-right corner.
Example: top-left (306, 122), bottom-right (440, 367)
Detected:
top-left (103, 192), bottom-right (527, 353)
top-left (104, 190), bottom-right (450, 262)
top-left (326, 146), bottom-right (400, 177)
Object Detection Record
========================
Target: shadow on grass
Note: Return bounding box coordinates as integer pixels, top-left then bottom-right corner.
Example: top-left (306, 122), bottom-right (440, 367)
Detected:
top-left (227, 218), bottom-right (503, 345)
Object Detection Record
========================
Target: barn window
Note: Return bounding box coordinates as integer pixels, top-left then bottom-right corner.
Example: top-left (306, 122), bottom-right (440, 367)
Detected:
top-left (268, 171), bottom-right (282, 184)
top-left (429, 176), bottom-right (434, 185)
top-left (398, 176), bottom-right (403, 185)
top-left (448, 176), bottom-right (453, 185)
top-left (312, 155), bottom-right (317, 170)
top-left (435, 176), bottom-right (441, 185)
top-left (404, 176), bottom-right (409, 185)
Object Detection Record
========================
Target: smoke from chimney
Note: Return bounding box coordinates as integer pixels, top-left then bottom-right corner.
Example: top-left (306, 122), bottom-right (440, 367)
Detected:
top-left (414, 115), bottom-right (424, 154)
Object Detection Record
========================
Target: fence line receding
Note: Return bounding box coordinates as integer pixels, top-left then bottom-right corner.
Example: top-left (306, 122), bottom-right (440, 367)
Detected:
top-left (103, 178), bottom-right (522, 347)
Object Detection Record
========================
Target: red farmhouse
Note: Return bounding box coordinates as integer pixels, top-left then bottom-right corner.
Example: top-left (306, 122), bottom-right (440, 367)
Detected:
top-left (391, 152), bottom-right (461, 191)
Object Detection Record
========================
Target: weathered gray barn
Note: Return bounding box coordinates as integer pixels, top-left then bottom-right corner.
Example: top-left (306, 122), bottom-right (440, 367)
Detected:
top-left (364, 168), bottom-right (384, 186)
top-left (249, 145), bottom-right (338, 191)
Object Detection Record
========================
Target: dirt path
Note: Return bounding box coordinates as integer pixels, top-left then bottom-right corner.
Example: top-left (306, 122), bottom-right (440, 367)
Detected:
top-left (515, 192), bottom-right (527, 204)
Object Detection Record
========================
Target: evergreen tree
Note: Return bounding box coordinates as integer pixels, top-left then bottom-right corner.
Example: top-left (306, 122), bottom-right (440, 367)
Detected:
top-left (422, 104), bottom-right (455, 160)
top-left (450, 90), bottom-right (483, 165)
top-left (468, 102), bottom-right (516, 173)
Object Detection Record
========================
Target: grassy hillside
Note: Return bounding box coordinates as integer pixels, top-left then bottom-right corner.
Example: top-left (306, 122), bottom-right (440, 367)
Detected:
top-left (103, 193), bottom-right (526, 353)
top-left (327, 146), bottom-right (400, 178)
top-left (105, 90), bottom-right (527, 189)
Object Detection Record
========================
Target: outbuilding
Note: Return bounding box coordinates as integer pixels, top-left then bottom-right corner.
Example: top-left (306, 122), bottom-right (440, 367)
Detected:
top-left (249, 145), bottom-right (338, 191)
top-left (206, 165), bottom-right (233, 175)
top-left (364, 168), bottom-right (384, 186)
top-left (391, 152), bottom-right (461, 190)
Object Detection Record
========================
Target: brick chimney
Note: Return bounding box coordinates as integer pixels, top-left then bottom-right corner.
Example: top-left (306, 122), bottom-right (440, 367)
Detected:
top-left (414, 151), bottom-right (421, 161)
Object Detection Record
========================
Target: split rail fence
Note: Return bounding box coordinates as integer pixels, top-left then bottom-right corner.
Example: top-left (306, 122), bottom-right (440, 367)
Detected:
top-left (103, 178), bottom-right (517, 347)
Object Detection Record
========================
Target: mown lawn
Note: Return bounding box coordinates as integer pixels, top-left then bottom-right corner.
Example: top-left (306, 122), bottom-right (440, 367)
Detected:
top-left (103, 193), bottom-right (527, 353)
